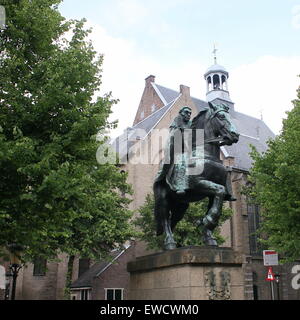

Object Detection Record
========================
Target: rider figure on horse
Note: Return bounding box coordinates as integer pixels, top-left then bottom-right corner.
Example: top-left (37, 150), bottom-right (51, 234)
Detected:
top-left (154, 106), bottom-right (192, 195)
top-left (155, 105), bottom-right (236, 201)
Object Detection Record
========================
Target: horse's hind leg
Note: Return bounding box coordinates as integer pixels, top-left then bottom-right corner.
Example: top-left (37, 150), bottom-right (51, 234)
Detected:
top-left (163, 216), bottom-right (177, 250)
top-left (154, 182), bottom-right (176, 250)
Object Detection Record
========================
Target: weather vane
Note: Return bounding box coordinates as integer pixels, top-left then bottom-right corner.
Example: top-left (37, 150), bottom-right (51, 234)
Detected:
top-left (212, 43), bottom-right (218, 64)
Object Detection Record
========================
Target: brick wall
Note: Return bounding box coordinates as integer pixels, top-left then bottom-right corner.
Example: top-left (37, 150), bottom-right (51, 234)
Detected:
top-left (21, 261), bottom-right (59, 299)
top-left (133, 75), bottom-right (164, 125)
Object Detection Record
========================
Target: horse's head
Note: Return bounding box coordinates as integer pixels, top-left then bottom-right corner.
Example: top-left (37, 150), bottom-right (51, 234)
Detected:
top-left (207, 102), bottom-right (239, 146)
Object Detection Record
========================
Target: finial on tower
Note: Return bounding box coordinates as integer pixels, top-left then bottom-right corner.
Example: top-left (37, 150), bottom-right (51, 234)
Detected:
top-left (260, 108), bottom-right (264, 121)
top-left (212, 43), bottom-right (218, 64)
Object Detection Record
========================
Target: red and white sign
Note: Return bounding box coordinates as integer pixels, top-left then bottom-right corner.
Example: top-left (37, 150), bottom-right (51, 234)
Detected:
top-left (263, 250), bottom-right (279, 266)
top-left (266, 266), bottom-right (275, 281)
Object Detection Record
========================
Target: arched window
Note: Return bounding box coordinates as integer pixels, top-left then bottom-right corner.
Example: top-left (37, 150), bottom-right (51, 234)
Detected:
top-left (207, 76), bottom-right (212, 91)
top-left (221, 75), bottom-right (227, 90)
top-left (213, 74), bottom-right (220, 90)
top-left (247, 203), bottom-right (261, 255)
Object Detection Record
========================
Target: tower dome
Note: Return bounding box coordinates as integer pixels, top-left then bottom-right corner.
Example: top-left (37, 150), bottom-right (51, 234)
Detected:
top-left (204, 64), bottom-right (228, 78)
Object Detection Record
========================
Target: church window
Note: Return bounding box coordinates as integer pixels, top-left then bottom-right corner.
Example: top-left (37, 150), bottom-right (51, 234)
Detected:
top-left (151, 104), bottom-right (156, 112)
top-left (247, 203), bottom-right (261, 255)
top-left (33, 257), bottom-right (47, 276)
top-left (78, 258), bottom-right (90, 278)
top-left (105, 288), bottom-right (124, 300)
top-left (140, 111), bottom-right (144, 119)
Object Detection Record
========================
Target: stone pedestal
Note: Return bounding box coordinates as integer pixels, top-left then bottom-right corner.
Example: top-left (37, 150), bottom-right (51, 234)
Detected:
top-left (127, 246), bottom-right (244, 300)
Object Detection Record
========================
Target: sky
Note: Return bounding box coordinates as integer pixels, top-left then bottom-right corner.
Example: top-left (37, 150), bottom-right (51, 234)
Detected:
top-left (59, 0), bottom-right (300, 138)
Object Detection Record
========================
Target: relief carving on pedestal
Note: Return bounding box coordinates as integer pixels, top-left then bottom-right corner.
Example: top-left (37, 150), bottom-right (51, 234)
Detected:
top-left (205, 270), bottom-right (231, 300)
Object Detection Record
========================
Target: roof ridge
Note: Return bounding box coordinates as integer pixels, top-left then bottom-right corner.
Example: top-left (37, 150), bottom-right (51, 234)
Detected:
top-left (155, 83), bottom-right (207, 105)
top-left (95, 249), bottom-right (126, 277)
top-left (155, 83), bottom-right (179, 93)
top-left (151, 82), bottom-right (168, 105)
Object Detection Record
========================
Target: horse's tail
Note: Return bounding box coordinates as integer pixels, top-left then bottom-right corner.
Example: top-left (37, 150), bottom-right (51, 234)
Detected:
top-left (153, 179), bottom-right (168, 236)
top-left (170, 202), bottom-right (189, 231)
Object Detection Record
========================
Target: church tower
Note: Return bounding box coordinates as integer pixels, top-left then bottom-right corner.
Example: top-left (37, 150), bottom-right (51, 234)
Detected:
top-left (204, 47), bottom-right (233, 106)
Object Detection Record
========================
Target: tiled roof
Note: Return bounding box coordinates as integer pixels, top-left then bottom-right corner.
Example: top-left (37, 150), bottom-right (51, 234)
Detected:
top-left (70, 250), bottom-right (126, 289)
top-left (154, 84), bottom-right (179, 104)
top-left (224, 111), bottom-right (275, 171)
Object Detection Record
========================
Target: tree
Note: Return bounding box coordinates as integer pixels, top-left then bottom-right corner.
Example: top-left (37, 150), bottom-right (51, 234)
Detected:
top-left (0, 0), bottom-right (135, 266)
top-left (134, 194), bottom-right (233, 250)
top-left (246, 82), bottom-right (300, 262)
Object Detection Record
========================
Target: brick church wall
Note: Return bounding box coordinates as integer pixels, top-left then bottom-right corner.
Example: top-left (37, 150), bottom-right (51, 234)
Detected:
top-left (133, 75), bottom-right (165, 125)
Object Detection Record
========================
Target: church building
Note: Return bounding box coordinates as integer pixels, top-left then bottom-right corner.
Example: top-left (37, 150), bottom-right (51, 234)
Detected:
top-left (2, 57), bottom-right (300, 300)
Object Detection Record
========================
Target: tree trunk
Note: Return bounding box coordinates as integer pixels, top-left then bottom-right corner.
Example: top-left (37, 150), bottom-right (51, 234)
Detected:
top-left (65, 255), bottom-right (75, 300)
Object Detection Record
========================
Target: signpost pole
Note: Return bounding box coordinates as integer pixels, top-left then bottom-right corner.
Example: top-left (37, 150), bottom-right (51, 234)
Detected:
top-left (275, 274), bottom-right (280, 300)
top-left (270, 280), bottom-right (275, 300)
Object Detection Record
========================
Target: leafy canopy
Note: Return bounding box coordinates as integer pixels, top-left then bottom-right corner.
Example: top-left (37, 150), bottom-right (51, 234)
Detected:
top-left (246, 81), bottom-right (300, 262)
top-left (0, 0), bottom-right (135, 262)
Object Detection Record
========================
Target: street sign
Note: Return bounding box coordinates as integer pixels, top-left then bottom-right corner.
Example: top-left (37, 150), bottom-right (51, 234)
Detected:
top-left (263, 250), bottom-right (278, 266)
top-left (266, 266), bottom-right (275, 281)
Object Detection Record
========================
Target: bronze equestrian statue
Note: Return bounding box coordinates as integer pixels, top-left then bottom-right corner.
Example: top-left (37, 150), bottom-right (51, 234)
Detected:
top-left (153, 103), bottom-right (240, 250)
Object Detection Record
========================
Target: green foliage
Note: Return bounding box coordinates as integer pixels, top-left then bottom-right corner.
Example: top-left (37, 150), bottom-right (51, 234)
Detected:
top-left (245, 82), bottom-right (300, 262)
top-left (134, 194), bottom-right (233, 250)
top-left (0, 0), bottom-right (135, 262)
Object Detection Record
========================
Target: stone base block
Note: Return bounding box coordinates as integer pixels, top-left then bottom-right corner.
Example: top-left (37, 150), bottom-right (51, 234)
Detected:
top-left (127, 246), bottom-right (244, 300)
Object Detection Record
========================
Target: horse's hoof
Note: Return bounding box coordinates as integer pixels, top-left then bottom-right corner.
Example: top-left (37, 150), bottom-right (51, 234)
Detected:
top-left (164, 242), bottom-right (177, 250)
top-left (224, 194), bottom-right (237, 201)
top-left (202, 227), bottom-right (218, 246)
top-left (205, 238), bottom-right (218, 246)
top-left (202, 216), bottom-right (217, 230)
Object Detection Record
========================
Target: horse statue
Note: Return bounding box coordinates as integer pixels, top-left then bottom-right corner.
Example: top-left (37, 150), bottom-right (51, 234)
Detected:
top-left (153, 102), bottom-right (240, 250)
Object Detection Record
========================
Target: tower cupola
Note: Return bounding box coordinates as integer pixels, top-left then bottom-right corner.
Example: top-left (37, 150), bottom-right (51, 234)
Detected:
top-left (204, 47), bottom-right (232, 103)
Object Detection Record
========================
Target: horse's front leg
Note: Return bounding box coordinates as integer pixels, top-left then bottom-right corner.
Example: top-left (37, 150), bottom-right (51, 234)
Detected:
top-left (202, 190), bottom-right (224, 231)
top-left (194, 180), bottom-right (226, 246)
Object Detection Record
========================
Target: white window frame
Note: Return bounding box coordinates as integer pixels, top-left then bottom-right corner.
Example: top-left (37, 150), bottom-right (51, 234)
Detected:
top-left (70, 294), bottom-right (77, 300)
top-left (79, 288), bottom-right (91, 300)
top-left (105, 288), bottom-right (124, 300)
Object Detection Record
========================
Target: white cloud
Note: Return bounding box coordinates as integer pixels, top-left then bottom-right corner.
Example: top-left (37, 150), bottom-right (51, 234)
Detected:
top-left (291, 5), bottom-right (300, 29)
top-left (85, 20), bottom-right (207, 138)
top-left (230, 56), bottom-right (300, 134)
top-left (114, 0), bottom-right (148, 26)
top-left (85, 20), bottom-right (300, 139)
